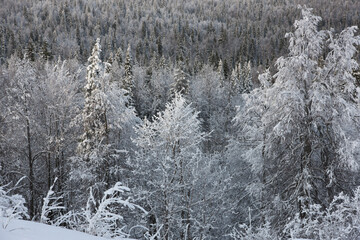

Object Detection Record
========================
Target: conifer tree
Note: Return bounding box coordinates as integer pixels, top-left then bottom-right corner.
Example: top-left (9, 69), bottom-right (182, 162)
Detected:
top-left (115, 47), bottom-right (123, 65)
top-left (217, 59), bottom-right (224, 77)
top-left (72, 38), bottom-right (109, 199)
top-left (230, 68), bottom-right (239, 95)
top-left (171, 62), bottom-right (189, 96)
top-left (123, 44), bottom-right (134, 96)
top-left (159, 55), bottom-right (167, 69)
top-left (193, 50), bottom-right (203, 75)
top-left (25, 41), bottom-right (35, 62)
top-left (0, 29), bottom-right (6, 64)
top-left (217, 59), bottom-right (226, 86)
top-left (71, 39), bottom-right (139, 208)
top-left (223, 59), bottom-right (230, 79)
top-left (208, 50), bottom-right (219, 69)
top-left (243, 61), bottom-right (253, 93)
top-left (156, 37), bottom-right (163, 56)
top-left (40, 41), bottom-right (51, 61)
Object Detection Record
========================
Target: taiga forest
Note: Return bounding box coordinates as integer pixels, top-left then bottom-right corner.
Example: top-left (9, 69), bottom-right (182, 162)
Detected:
top-left (1, 0), bottom-right (360, 239)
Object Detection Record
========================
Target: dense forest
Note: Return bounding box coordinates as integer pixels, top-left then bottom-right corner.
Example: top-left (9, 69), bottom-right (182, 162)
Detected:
top-left (1, 0), bottom-right (360, 239)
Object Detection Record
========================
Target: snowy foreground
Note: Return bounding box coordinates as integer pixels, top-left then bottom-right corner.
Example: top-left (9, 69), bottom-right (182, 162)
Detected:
top-left (0, 219), bottom-right (132, 240)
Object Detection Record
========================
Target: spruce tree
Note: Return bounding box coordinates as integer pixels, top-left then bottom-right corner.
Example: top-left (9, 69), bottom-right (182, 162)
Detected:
top-left (79, 38), bottom-right (107, 155)
top-left (40, 41), bottom-right (51, 61)
top-left (25, 41), bottom-right (35, 62)
top-left (223, 58), bottom-right (230, 79)
top-left (123, 44), bottom-right (133, 96)
top-left (115, 47), bottom-right (123, 65)
top-left (217, 59), bottom-right (225, 86)
top-left (72, 38), bottom-right (109, 200)
top-left (243, 61), bottom-right (253, 93)
top-left (230, 68), bottom-right (239, 95)
top-left (171, 62), bottom-right (189, 96)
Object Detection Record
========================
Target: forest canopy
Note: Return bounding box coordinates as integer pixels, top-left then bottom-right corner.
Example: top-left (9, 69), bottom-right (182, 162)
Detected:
top-left (1, 1), bottom-right (360, 239)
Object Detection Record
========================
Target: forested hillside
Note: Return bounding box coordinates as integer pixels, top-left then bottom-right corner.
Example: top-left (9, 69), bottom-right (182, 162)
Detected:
top-left (1, 0), bottom-right (360, 239)
top-left (1, 0), bottom-right (360, 68)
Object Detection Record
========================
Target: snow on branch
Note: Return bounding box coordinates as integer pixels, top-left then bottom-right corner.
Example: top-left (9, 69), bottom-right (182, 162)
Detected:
top-left (86, 182), bottom-right (147, 238)
top-left (0, 181), bottom-right (29, 229)
top-left (40, 177), bottom-right (65, 224)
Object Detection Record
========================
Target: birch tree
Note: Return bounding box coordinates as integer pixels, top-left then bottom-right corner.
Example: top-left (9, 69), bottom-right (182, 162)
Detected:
top-left (230, 7), bottom-right (360, 233)
top-left (133, 93), bottom-right (206, 239)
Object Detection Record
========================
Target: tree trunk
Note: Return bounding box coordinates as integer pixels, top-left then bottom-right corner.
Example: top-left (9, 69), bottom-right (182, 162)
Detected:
top-left (26, 117), bottom-right (34, 219)
top-left (299, 80), bottom-right (312, 219)
top-left (164, 190), bottom-right (169, 240)
top-left (47, 115), bottom-right (52, 190)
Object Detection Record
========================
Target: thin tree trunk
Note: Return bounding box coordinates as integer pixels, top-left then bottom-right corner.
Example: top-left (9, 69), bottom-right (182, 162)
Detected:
top-left (299, 80), bottom-right (312, 219)
top-left (47, 114), bottom-right (52, 190)
top-left (26, 117), bottom-right (34, 219)
top-left (164, 190), bottom-right (169, 240)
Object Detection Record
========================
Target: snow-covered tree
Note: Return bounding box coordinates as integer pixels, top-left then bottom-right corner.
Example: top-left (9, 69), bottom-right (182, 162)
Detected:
top-left (230, 68), bottom-right (239, 94)
top-left (133, 93), bottom-right (206, 239)
top-left (226, 68), bottom-right (272, 231)
top-left (243, 61), bottom-right (253, 93)
top-left (0, 181), bottom-right (29, 229)
top-left (41, 58), bottom-right (82, 192)
top-left (72, 38), bottom-right (109, 190)
top-left (217, 59), bottom-right (224, 76)
top-left (252, 8), bottom-right (326, 227)
top-left (230, 7), bottom-right (360, 233)
top-left (131, 66), bottom-right (152, 118)
top-left (190, 64), bottom-right (231, 152)
top-left (285, 187), bottom-right (360, 239)
top-left (4, 56), bottom-right (45, 219)
top-left (229, 221), bottom-right (278, 240)
top-left (147, 66), bottom-right (173, 116)
top-left (71, 39), bottom-right (138, 205)
top-left (115, 47), bottom-right (123, 65)
top-left (170, 62), bottom-right (189, 96)
top-left (231, 62), bottom-right (253, 94)
top-left (217, 59), bottom-right (226, 85)
top-left (123, 44), bottom-right (134, 96)
top-left (41, 177), bottom-right (65, 224)
top-left (85, 182), bottom-right (146, 238)
top-left (2, 54), bottom-right (82, 220)
top-left (312, 26), bottom-right (360, 203)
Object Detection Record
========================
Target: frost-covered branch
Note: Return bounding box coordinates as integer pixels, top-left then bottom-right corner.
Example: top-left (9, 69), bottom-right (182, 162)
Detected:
top-left (40, 177), bottom-right (65, 224)
top-left (0, 182), bottom-right (29, 229)
top-left (85, 182), bottom-right (147, 238)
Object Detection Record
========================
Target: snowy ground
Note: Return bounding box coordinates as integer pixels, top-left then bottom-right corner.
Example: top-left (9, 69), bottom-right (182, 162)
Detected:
top-left (0, 218), bottom-right (132, 240)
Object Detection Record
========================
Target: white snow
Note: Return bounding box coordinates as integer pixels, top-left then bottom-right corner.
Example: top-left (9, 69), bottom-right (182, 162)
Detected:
top-left (0, 218), bottom-right (132, 240)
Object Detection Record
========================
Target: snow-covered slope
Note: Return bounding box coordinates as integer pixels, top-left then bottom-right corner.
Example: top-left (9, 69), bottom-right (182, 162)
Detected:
top-left (0, 218), bottom-right (131, 240)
